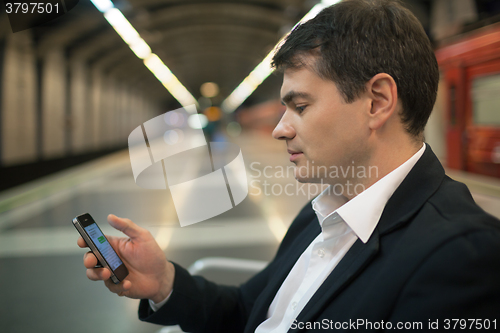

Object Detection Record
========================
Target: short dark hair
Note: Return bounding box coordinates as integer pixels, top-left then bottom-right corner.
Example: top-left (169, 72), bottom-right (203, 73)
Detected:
top-left (272, 0), bottom-right (439, 138)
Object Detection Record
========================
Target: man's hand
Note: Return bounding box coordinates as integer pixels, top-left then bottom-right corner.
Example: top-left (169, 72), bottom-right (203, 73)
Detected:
top-left (77, 214), bottom-right (174, 303)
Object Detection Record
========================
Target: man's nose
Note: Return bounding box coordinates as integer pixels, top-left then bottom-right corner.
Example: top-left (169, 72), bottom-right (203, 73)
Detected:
top-left (272, 110), bottom-right (295, 140)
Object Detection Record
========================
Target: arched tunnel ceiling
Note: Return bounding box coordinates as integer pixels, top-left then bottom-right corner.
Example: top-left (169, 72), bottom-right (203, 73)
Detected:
top-left (3, 0), bottom-right (316, 108)
top-left (1, 0), bottom-right (436, 108)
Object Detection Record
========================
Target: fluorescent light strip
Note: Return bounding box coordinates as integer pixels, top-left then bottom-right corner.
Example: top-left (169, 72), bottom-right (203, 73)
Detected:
top-left (91, 0), bottom-right (197, 107)
top-left (91, 0), bottom-right (114, 12)
top-left (221, 0), bottom-right (340, 113)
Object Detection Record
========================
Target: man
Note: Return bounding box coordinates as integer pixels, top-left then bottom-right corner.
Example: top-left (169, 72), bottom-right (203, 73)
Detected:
top-left (79, 0), bottom-right (500, 332)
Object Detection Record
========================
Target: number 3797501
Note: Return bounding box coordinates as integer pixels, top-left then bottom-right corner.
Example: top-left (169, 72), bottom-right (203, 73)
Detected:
top-left (443, 319), bottom-right (497, 330)
top-left (6, 2), bottom-right (60, 14)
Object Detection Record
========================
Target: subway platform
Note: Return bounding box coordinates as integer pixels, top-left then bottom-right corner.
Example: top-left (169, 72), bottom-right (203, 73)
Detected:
top-left (1, 131), bottom-right (500, 333)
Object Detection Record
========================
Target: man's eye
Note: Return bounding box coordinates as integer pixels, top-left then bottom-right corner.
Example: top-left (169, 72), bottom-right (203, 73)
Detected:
top-left (295, 105), bottom-right (307, 113)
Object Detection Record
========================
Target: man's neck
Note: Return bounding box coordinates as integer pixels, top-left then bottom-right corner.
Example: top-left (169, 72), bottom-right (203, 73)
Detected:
top-left (340, 140), bottom-right (424, 200)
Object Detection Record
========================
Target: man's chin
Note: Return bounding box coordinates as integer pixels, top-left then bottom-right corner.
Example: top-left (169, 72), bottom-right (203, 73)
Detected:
top-left (294, 176), bottom-right (322, 184)
top-left (294, 177), bottom-right (309, 183)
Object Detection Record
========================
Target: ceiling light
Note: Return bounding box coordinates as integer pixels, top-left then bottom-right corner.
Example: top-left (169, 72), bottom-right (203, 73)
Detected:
top-left (91, 1), bottom-right (197, 108)
top-left (90, 0), bottom-right (114, 13)
top-left (221, 0), bottom-right (341, 113)
top-left (200, 82), bottom-right (220, 98)
top-left (130, 38), bottom-right (151, 59)
top-left (104, 9), bottom-right (140, 45)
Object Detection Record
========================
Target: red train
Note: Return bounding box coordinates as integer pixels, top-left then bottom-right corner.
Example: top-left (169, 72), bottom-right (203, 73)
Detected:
top-left (436, 23), bottom-right (500, 178)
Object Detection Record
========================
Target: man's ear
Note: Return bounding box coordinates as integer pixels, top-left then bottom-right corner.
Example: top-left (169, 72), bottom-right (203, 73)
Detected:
top-left (366, 73), bottom-right (398, 130)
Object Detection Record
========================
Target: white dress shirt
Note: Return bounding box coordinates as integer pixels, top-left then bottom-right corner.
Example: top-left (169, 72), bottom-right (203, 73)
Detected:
top-left (255, 144), bottom-right (426, 333)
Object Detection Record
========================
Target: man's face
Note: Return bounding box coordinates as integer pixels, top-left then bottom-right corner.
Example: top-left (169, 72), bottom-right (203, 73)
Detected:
top-left (273, 61), bottom-right (372, 186)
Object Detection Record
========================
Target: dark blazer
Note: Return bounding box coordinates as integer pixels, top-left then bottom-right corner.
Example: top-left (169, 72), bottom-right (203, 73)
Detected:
top-left (139, 146), bottom-right (500, 332)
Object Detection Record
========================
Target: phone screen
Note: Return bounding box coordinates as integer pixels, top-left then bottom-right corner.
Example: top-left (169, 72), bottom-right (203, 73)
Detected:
top-left (84, 223), bottom-right (123, 271)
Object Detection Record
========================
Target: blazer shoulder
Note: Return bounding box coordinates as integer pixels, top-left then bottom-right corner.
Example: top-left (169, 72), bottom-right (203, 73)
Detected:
top-left (394, 175), bottom-right (500, 261)
top-left (426, 175), bottom-right (500, 230)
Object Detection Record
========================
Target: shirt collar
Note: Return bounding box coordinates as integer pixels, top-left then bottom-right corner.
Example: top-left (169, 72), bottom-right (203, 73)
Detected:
top-left (312, 143), bottom-right (426, 243)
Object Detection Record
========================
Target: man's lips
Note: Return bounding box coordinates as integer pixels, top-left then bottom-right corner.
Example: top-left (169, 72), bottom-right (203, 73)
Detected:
top-left (288, 149), bottom-right (303, 162)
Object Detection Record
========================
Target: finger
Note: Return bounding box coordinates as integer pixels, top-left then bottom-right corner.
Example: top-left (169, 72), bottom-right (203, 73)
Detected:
top-left (86, 267), bottom-right (111, 281)
top-left (77, 236), bottom-right (88, 248)
top-left (107, 214), bottom-right (143, 239)
top-left (104, 278), bottom-right (130, 294)
top-left (121, 279), bottom-right (132, 291)
top-left (83, 251), bottom-right (98, 268)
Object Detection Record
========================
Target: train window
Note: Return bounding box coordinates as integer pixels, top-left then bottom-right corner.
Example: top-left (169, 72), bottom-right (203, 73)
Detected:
top-left (472, 73), bottom-right (500, 125)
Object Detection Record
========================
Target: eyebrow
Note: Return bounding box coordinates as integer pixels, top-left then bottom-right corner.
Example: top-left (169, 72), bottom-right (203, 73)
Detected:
top-left (281, 91), bottom-right (312, 106)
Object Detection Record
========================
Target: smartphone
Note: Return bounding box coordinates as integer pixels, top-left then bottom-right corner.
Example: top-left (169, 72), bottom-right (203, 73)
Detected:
top-left (72, 213), bottom-right (129, 284)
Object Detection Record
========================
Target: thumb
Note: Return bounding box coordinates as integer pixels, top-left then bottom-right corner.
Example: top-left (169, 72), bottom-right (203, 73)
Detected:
top-left (107, 214), bottom-right (143, 239)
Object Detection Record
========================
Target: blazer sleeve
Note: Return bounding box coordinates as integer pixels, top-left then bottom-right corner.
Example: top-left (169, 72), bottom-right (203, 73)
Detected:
top-left (138, 202), bottom-right (317, 333)
top-left (138, 261), bottom-right (250, 333)
top-left (388, 228), bottom-right (500, 327)
top-left (138, 254), bottom-right (284, 333)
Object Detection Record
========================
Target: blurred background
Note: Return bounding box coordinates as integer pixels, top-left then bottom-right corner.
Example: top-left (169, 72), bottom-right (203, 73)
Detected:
top-left (1, 0), bottom-right (500, 332)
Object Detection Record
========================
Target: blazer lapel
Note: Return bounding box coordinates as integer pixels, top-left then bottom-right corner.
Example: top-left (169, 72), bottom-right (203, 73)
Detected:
top-left (377, 144), bottom-right (445, 236)
top-left (290, 230), bottom-right (380, 331)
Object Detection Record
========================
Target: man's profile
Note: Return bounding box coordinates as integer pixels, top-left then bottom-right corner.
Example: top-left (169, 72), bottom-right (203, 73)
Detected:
top-left (78, 0), bottom-right (500, 332)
